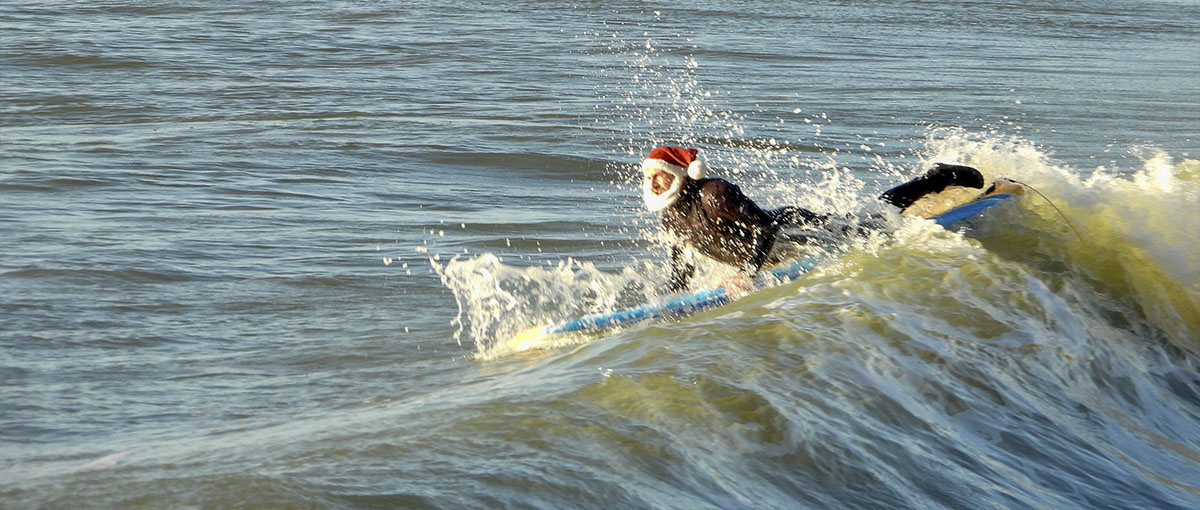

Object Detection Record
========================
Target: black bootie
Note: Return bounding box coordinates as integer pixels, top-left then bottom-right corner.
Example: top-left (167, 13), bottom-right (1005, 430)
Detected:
top-left (879, 163), bottom-right (984, 211)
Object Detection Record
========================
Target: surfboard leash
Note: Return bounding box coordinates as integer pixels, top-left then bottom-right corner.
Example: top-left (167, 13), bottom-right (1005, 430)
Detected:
top-left (1009, 179), bottom-right (1084, 241)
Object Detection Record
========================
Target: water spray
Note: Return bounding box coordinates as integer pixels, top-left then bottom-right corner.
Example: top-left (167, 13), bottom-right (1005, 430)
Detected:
top-left (1007, 179), bottom-right (1084, 241)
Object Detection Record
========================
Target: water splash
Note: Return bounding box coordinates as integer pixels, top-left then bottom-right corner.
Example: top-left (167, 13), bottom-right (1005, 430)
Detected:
top-left (435, 25), bottom-right (1199, 358)
top-left (918, 129), bottom-right (1199, 347)
top-left (434, 253), bottom-right (663, 356)
top-left (435, 134), bottom-right (1198, 357)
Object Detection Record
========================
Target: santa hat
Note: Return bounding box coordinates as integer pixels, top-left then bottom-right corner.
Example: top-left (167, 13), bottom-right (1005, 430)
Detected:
top-left (641, 146), bottom-right (707, 211)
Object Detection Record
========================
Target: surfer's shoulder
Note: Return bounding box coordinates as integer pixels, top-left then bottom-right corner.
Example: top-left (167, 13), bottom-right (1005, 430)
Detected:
top-left (697, 177), bottom-right (753, 208)
top-left (695, 177), bottom-right (740, 200)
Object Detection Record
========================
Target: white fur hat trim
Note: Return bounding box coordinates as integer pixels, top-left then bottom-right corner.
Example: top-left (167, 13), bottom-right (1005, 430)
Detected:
top-left (642, 158), bottom-right (686, 211)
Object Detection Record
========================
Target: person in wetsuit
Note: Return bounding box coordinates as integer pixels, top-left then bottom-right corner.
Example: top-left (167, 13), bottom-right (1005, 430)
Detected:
top-left (639, 145), bottom-right (985, 293)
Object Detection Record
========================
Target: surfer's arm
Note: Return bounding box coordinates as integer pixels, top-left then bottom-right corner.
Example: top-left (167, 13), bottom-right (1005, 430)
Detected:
top-left (701, 180), bottom-right (776, 274)
top-left (744, 225), bottom-right (778, 274)
top-left (666, 244), bottom-right (696, 293)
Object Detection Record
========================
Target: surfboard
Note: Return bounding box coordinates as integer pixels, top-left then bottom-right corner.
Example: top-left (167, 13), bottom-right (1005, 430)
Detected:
top-left (506, 187), bottom-right (1020, 349)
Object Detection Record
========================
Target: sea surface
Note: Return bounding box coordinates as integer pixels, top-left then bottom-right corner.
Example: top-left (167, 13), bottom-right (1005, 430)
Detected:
top-left (3, 1), bottom-right (1199, 509)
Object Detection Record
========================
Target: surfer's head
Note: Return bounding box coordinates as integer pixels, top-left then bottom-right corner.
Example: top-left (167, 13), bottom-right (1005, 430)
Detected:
top-left (641, 146), bottom-right (707, 211)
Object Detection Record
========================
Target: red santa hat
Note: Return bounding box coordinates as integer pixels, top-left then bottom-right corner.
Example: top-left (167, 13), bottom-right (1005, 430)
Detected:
top-left (641, 146), bottom-right (707, 211)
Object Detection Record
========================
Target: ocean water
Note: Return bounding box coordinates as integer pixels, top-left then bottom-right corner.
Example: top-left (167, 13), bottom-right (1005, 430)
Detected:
top-left (2, 1), bottom-right (1199, 508)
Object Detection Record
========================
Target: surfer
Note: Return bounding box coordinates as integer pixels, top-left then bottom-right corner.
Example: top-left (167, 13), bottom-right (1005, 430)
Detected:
top-left (640, 145), bottom-right (984, 293)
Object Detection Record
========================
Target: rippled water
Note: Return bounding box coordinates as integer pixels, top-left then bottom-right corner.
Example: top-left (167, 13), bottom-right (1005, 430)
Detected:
top-left (3, 1), bottom-right (1198, 509)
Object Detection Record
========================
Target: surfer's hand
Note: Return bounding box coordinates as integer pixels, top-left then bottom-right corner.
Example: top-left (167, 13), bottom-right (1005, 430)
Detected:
top-left (722, 272), bottom-right (754, 299)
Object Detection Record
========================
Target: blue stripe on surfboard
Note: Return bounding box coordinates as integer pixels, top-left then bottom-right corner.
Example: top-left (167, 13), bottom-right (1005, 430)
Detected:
top-left (933, 193), bottom-right (1012, 226)
top-left (536, 193), bottom-right (1015, 337)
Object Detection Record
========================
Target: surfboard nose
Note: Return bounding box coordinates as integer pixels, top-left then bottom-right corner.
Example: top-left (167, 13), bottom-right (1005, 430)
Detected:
top-left (505, 324), bottom-right (552, 352)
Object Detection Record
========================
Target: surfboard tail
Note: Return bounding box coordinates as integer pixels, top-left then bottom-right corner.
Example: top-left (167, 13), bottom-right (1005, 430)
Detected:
top-left (986, 178), bottom-right (1026, 196)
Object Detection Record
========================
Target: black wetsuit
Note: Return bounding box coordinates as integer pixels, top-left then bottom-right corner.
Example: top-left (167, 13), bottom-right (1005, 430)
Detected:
top-left (660, 164), bottom-right (983, 292)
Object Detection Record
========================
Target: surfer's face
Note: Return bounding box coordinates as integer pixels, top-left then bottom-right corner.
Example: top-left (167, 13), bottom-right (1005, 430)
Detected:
top-left (649, 171), bottom-right (675, 194)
